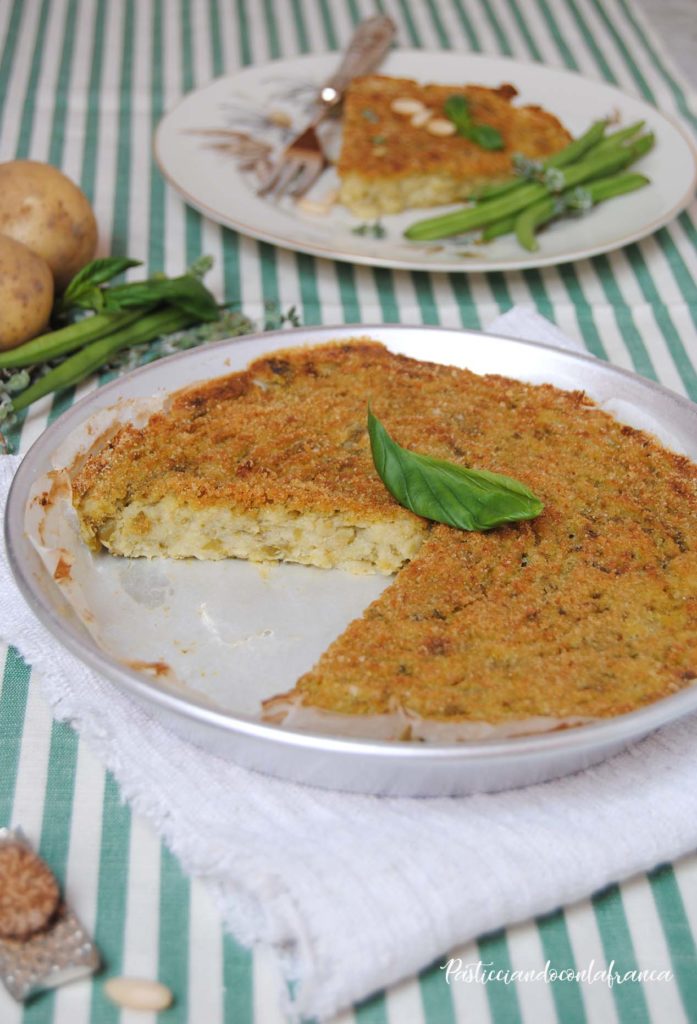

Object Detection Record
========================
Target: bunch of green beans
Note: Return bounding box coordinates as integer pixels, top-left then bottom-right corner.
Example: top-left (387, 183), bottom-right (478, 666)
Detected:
top-left (404, 120), bottom-right (654, 249)
top-left (0, 258), bottom-right (220, 415)
top-left (10, 307), bottom-right (196, 412)
top-left (513, 171), bottom-right (649, 252)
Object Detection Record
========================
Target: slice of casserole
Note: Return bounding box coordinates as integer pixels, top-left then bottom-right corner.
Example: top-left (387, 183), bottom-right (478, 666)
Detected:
top-left (72, 341), bottom-right (430, 574)
top-left (72, 339), bottom-right (697, 735)
top-left (336, 75), bottom-right (572, 217)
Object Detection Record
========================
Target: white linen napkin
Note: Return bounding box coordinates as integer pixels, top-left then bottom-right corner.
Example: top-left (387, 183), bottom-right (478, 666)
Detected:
top-left (3, 309), bottom-right (697, 1022)
top-left (487, 306), bottom-right (591, 353)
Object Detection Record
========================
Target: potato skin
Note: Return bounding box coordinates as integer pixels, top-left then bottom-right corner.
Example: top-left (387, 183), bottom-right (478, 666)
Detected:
top-left (0, 160), bottom-right (97, 291)
top-left (0, 234), bottom-right (54, 350)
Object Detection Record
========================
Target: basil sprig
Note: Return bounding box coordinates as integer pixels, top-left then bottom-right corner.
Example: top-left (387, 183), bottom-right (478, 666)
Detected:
top-left (59, 257), bottom-right (142, 313)
top-left (59, 258), bottom-right (219, 322)
top-left (444, 95), bottom-right (504, 151)
top-left (368, 408), bottom-right (543, 531)
top-left (96, 275), bottom-right (221, 319)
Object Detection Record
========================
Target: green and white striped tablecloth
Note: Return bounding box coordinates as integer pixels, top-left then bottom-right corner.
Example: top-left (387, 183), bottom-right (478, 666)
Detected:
top-left (1, 0), bottom-right (697, 1021)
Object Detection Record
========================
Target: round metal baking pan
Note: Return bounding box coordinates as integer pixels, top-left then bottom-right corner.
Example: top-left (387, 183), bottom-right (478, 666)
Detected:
top-left (6, 324), bottom-right (697, 796)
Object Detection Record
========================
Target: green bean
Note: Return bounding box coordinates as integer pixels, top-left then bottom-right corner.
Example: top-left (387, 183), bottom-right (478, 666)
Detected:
top-left (466, 178), bottom-right (522, 203)
top-left (515, 197), bottom-right (559, 251)
top-left (11, 308), bottom-right (193, 412)
top-left (545, 118), bottom-right (609, 168)
top-left (405, 182), bottom-right (548, 240)
top-left (515, 171), bottom-right (651, 252)
top-left (584, 121), bottom-right (645, 160)
top-left (581, 170), bottom-right (650, 203)
top-left (546, 133), bottom-right (654, 191)
top-left (0, 309), bottom-right (145, 370)
top-left (480, 215), bottom-right (517, 241)
top-left (471, 119), bottom-right (609, 202)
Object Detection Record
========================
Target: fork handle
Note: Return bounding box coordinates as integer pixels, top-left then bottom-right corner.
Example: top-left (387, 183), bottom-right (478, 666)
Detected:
top-left (317, 15), bottom-right (396, 113)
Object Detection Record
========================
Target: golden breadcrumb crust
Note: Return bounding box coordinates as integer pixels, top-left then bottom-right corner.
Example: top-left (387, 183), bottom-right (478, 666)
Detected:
top-left (73, 339), bottom-right (697, 726)
top-left (336, 75), bottom-right (571, 214)
top-left (73, 340), bottom-right (431, 549)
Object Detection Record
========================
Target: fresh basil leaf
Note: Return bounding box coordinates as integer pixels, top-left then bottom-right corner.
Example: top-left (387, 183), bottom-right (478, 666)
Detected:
top-left (160, 277), bottom-right (220, 321)
top-left (62, 257), bottom-right (142, 305)
top-left (444, 94), bottom-right (471, 126)
top-left (368, 408), bottom-right (543, 531)
top-left (86, 287), bottom-right (105, 313)
top-left (63, 285), bottom-right (105, 313)
top-left (443, 93), bottom-right (504, 151)
top-left (467, 122), bottom-right (504, 150)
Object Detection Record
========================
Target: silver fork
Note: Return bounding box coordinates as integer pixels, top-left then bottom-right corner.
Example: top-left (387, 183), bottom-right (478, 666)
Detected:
top-left (257, 15), bottom-right (396, 199)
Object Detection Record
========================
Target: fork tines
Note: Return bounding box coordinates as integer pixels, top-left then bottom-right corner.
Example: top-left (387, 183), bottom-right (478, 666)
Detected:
top-left (257, 125), bottom-right (327, 199)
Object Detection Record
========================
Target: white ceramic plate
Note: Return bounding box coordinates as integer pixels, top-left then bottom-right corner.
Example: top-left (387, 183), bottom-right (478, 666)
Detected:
top-left (155, 50), bottom-right (697, 273)
top-left (6, 325), bottom-right (697, 796)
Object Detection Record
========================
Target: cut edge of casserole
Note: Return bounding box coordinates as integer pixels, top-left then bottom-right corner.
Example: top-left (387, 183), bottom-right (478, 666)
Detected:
top-left (338, 171), bottom-right (510, 220)
top-left (261, 690), bottom-right (601, 740)
top-left (86, 493), bottom-right (428, 575)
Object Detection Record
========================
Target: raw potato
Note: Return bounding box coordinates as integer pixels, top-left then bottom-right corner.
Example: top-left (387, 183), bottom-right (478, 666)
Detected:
top-left (0, 160), bottom-right (97, 291)
top-left (0, 234), bottom-right (54, 351)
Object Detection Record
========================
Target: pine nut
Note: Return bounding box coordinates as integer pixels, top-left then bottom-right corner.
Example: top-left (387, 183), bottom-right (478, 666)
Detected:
top-left (426, 118), bottom-right (456, 136)
top-left (410, 109), bottom-right (433, 127)
top-left (104, 977), bottom-right (174, 1012)
top-left (390, 97), bottom-right (425, 116)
